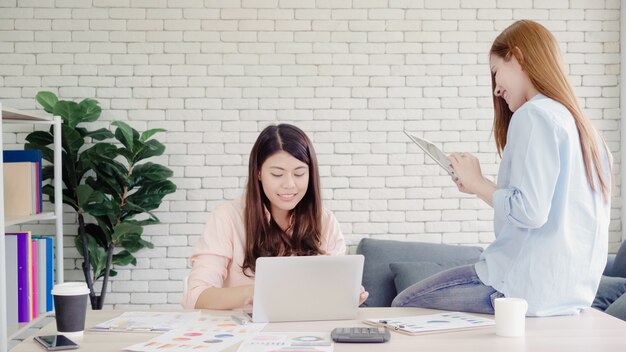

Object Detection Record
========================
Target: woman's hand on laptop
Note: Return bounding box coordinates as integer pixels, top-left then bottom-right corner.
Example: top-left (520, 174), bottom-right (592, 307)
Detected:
top-left (359, 286), bottom-right (369, 305)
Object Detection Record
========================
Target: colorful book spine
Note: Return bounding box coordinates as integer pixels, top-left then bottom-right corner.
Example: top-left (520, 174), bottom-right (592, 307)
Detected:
top-left (4, 235), bottom-right (19, 328)
top-left (11, 232), bottom-right (31, 323)
top-left (32, 236), bottom-right (55, 313)
top-left (44, 237), bottom-right (54, 311)
top-left (31, 239), bottom-right (38, 320)
top-left (36, 238), bottom-right (47, 314)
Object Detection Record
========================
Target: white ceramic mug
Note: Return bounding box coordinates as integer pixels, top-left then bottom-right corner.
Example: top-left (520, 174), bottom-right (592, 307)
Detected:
top-left (494, 297), bottom-right (528, 337)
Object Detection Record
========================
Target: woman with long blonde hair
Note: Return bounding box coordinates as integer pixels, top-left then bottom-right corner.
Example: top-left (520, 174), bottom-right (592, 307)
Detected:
top-left (393, 20), bottom-right (612, 316)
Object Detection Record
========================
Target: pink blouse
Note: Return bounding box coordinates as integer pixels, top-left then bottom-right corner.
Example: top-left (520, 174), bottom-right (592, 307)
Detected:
top-left (182, 197), bottom-right (346, 309)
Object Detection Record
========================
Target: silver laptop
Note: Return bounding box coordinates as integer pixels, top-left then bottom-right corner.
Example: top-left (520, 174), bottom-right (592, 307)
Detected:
top-left (251, 255), bottom-right (364, 323)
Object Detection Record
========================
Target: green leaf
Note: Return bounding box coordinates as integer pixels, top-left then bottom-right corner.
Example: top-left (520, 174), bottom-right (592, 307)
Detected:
top-left (78, 98), bottom-right (101, 123)
top-left (76, 184), bottom-right (108, 210)
top-left (138, 238), bottom-right (154, 249)
top-left (36, 91), bottom-right (58, 113)
top-left (123, 217), bottom-right (160, 227)
top-left (134, 139), bottom-right (166, 162)
top-left (119, 234), bottom-right (144, 252)
top-left (140, 128), bottom-right (166, 142)
top-left (132, 163), bottom-right (173, 183)
top-left (112, 222), bottom-right (143, 245)
top-left (117, 148), bottom-right (134, 164)
top-left (96, 162), bottom-right (128, 197)
top-left (54, 100), bottom-right (83, 129)
top-left (25, 131), bottom-right (53, 147)
top-left (112, 250), bottom-right (136, 266)
top-left (112, 121), bottom-right (134, 151)
top-left (61, 124), bottom-right (85, 160)
top-left (83, 197), bottom-right (117, 217)
top-left (85, 223), bottom-right (109, 248)
top-left (126, 180), bottom-right (176, 211)
top-left (82, 142), bottom-right (118, 159)
top-left (75, 234), bottom-right (108, 281)
top-left (85, 128), bottom-right (114, 141)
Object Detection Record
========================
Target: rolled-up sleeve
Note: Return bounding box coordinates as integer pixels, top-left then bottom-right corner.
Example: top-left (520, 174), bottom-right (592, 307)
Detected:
top-left (182, 205), bottom-right (235, 309)
top-left (493, 108), bottom-right (562, 229)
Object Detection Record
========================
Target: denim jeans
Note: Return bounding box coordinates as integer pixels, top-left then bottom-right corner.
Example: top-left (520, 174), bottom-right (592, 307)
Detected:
top-left (391, 264), bottom-right (504, 314)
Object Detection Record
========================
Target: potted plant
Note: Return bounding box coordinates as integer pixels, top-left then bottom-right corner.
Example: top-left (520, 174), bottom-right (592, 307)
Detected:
top-left (25, 91), bottom-right (177, 309)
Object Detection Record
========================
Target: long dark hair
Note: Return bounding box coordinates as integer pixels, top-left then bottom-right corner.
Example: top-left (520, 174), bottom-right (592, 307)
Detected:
top-left (490, 20), bottom-right (611, 201)
top-left (242, 124), bottom-right (324, 275)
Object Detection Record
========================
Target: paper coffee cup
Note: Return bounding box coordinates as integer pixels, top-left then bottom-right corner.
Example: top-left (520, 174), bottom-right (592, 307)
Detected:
top-left (52, 282), bottom-right (90, 336)
top-left (494, 297), bottom-right (528, 337)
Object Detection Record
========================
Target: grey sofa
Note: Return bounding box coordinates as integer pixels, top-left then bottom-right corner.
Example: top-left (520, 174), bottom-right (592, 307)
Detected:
top-left (357, 238), bottom-right (626, 321)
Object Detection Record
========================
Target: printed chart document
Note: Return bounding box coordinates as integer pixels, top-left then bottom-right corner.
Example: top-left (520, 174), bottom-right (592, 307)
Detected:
top-left (123, 314), bottom-right (266, 352)
top-left (364, 312), bottom-right (494, 336)
top-left (237, 332), bottom-right (333, 352)
top-left (91, 311), bottom-right (202, 332)
top-left (404, 130), bottom-right (455, 176)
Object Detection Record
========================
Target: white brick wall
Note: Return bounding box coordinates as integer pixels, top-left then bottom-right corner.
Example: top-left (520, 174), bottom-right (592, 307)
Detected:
top-left (0, 1), bottom-right (622, 308)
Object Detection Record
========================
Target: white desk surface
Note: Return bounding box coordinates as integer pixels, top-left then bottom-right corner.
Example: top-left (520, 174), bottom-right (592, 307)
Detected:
top-left (12, 307), bottom-right (626, 351)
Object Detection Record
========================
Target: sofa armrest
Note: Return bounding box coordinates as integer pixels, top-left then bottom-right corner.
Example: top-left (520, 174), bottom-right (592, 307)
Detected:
top-left (356, 238), bottom-right (483, 307)
top-left (604, 254), bottom-right (617, 277)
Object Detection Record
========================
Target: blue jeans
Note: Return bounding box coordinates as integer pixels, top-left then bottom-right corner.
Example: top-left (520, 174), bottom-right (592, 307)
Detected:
top-left (391, 264), bottom-right (504, 314)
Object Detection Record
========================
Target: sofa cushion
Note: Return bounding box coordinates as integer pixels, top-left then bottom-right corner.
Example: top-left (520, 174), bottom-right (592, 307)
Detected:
top-left (356, 238), bottom-right (483, 307)
top-left (605, 291), bottom-right (626, 321)
top-left (390, 259), bottom-right (478, 294)
top-left (612, 241), bottom-right (626, 278)
top-left (592, 276), bottom-right (626, 311)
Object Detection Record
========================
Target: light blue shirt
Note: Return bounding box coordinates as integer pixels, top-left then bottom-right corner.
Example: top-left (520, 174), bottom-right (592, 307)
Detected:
top-left (475, 94), bottom-right (611, 316)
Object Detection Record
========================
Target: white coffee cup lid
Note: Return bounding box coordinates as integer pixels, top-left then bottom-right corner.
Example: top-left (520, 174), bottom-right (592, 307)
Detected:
top-left (51, 282), bottom-right (90, 296)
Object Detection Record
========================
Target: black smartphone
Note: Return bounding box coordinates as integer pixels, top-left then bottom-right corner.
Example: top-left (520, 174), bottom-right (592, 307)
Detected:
top-left (34, 335), bottom-right (79, 351)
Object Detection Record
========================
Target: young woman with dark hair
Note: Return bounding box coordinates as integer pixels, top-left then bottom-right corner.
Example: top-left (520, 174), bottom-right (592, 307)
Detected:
top-left (183, 124), bottom-right (368, 309)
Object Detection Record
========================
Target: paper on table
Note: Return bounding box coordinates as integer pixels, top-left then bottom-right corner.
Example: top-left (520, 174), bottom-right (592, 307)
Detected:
top-left (123, 315), bottom-right (267, 352)
top-left (404, 130), bottom-right (455, 177)
top-left (91, 311), bottom-right (202, 332)
top-left (237, 332), bottom-right (333, 352)
top-left (364, 312), bottom-right (494, 336)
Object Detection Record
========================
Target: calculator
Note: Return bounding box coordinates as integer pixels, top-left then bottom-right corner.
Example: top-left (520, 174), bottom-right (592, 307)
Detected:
top-left (330, 327), bottom-right (391, 343)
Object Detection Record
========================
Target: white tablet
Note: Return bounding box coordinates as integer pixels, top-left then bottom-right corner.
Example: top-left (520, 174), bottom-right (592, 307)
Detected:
top-left (404, 130), bottom-right (455, 176)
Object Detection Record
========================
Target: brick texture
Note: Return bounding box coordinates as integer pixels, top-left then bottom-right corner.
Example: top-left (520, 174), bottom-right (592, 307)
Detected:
top-left (0, 0), bottom-right (621, 308)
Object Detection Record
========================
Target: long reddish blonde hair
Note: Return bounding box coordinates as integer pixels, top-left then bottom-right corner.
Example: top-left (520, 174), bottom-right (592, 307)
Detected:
top-left (490, 20), bottom-right (611, 200)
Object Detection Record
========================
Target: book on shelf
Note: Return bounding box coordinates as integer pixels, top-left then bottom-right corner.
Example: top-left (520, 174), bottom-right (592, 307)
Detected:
top-left (44, 236), bottom-right (54, 311)
top-left (4, 235), bottom-right (19, 329)
top-left (9, 232), bottom-right (32, 323)
top-left (3, 162), bottom-right (34, 221)
top-left (30, 239), bottom-right (39, 320)
top-left (36, 238), bottom-right (47, 315)
top-left (2, 149), bottom-right (43, 220)
top-left (3, 232), bottom-right (55, 324)
top-left (32, 236), bottom-right (54, 313)
top-left (3, 149), bottom-right (43, 212)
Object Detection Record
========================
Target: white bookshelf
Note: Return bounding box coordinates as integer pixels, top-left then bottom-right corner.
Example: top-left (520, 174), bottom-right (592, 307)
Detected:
top-left (0, 104), bottom-right (63, 351)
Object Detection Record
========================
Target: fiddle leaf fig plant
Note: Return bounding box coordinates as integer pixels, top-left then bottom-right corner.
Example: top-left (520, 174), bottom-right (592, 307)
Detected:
top-left (26, 91), bottom-right (177, 309)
